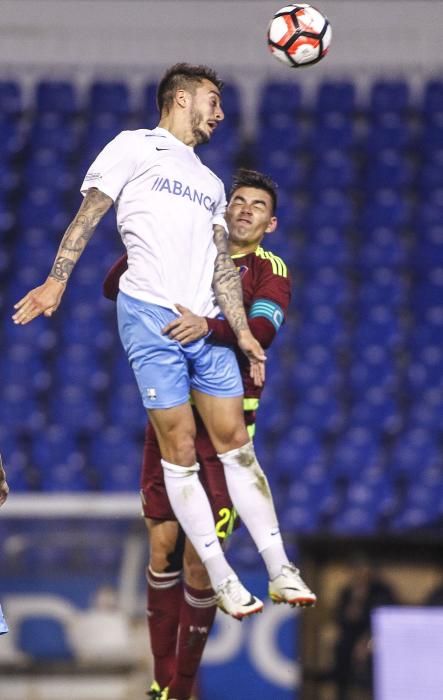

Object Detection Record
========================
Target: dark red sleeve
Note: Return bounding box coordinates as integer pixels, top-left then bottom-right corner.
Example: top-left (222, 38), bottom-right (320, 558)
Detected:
top-left (206, 316), bottom-right (277, 349)
top-left (206, 258), bottom-right (292, 350)
top-left (103, 254), bottom-right (128, 301)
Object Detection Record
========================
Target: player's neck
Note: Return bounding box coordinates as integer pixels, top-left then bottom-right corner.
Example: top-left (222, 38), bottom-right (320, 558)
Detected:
top-left (157, 115), bottom-right (196, 147)
top-left (229, 242), bottom-right (259, 256)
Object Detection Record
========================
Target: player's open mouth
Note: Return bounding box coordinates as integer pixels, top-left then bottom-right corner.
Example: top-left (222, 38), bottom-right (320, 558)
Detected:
top-left (207, 121), bottom-right (217, 131)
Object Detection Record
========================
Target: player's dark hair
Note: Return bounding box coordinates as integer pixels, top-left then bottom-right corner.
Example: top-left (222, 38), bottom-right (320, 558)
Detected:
top-left (229, 168), bottom-right (278, 214)
top-left (157, 63), bottom-right (223, 114)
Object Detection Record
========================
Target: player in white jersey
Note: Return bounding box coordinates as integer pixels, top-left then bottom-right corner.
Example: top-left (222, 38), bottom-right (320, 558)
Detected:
top-left (12, 64), bottom-right (306, 620)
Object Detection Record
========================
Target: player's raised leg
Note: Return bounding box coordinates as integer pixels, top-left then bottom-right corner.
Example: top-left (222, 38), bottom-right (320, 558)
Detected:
top-left (149, 402), bottom-right (263, 618)
top-left (193, 390), bottom-right (317, 607)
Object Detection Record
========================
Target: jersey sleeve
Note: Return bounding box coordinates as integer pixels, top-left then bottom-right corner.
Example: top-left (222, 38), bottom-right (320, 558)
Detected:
top-left (212, 180), bottom-right (228, 233)
top-left (80, 131), bottom-right (140, 202)
top-left (207, 255), bottom-right (292, 349)
top-left (206, 315), bottom-right (277, 349)
top-left (248, 258), bottom-right (292, 330)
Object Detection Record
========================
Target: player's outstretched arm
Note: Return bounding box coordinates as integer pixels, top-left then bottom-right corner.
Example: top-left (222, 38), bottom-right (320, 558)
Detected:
top-left (0, 455), bottom-right (9, 507)
top-left (12, 188), bottom-right (113, 325)
top-left (212, 225), bottom-right (266, 381)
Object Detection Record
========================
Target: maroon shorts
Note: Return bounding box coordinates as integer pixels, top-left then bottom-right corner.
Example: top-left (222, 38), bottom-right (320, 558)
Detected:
top-left (140, 410), bottom-right (256, 540)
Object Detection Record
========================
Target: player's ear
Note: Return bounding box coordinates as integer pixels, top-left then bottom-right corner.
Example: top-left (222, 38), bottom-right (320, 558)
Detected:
top-left (175, 88), bottom-right (188, 109)
top-left (265, 216), bottom-right (278, 234)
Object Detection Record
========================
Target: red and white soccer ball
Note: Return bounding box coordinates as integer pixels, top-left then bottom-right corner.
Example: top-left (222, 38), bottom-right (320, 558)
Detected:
top-left (267, 3), bottom-right (332, 68)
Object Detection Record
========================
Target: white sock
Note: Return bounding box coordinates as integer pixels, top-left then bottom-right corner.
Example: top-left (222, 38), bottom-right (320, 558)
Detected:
top-left (161, 459), bottom-right (233, 587)
top-left (218, 441), bottom-right (290, 579)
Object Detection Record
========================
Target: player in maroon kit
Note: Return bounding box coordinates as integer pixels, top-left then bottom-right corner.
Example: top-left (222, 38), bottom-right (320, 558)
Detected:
top-left (103, 169), bottom-right (315, 700)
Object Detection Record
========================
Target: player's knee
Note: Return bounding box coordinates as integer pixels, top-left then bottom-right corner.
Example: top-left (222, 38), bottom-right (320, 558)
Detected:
top-left (214, 424), bottom-right (250, 453)
top-left (162, 432), bottom-right (196, 466)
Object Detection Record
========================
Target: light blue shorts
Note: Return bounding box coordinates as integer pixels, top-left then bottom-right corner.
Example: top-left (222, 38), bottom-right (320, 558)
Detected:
top-left (117, 292), bottom-right (243, 409)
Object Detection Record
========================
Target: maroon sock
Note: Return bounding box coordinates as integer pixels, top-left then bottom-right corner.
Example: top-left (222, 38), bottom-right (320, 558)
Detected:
top-left (146, 565), bottom-right (182, 689)
top-left (168, 584), bottom-right (217, 700)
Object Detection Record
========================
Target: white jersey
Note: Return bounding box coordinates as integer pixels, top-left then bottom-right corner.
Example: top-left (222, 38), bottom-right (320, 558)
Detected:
top-left (80, 127), bottom-right (227, 316)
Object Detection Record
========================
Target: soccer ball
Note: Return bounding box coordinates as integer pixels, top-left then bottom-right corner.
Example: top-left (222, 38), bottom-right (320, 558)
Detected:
top-left (267, 4), bottom-right (332, 68)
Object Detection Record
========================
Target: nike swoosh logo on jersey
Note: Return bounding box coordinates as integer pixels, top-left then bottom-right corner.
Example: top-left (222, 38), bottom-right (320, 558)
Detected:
top-left (204, 540), bottom-right (216, 548)
top-left (156, 147), bottom-right (170, 151)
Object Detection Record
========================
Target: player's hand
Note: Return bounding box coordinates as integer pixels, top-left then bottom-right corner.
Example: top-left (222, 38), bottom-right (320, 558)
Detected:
top-left (12, 277), bottom-right (65, 325)
top-left (162, 304), bottom-right (209, 344)
top-left (238, 330), bottom-right (266, 387)
top-left (0, 455), bottom-right (9, 507)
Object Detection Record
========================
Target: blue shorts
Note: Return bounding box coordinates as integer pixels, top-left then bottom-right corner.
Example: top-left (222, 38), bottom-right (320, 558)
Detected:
top-left (117, 292), bottom-right (243, 409)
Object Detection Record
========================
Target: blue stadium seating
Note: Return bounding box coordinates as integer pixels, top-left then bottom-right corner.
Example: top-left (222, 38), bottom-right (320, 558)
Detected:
top-left (369, 80), bottom-right (410, 114)
top-left (0, 80), bottom-right (22, 115)
top-left (36, 80), bottom-right (78, 115)
top-left (315, 80), bottom-right (355, 115)
top-left (1, 75), bottom-right (443, 538)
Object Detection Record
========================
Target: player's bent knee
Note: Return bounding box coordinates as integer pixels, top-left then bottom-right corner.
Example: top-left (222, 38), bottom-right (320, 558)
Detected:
top-left (213, 425), bottom-right (250, 454)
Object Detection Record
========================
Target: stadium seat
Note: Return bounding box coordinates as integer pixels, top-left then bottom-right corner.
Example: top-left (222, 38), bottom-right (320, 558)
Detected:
top-left (421, 112), bottom-right (443, 151)
top-left (0, 115), bottom-right (26, 158)
top-left (35, 80), bottom-right (78, 115)
top-left (366, 112), bottom-right (412, 150)
top-left (256, 113), bottom-right (304, 154)
top-left (316, 80), bottom-right (355, 115)
top-left (348, 388), bottom-right (402, 434)
top-left (365, 149), bottom-right (414, 191)
top-left (258, 82), bottom-right (303, 119)
top-left (48, 385), bottom-right (105, 433)
top-left (39, 458), bottom-right (89, 492)
top-left (30, 113), bottom-right (80, 156)
top-left (310, 111), bottom-right (355, 152)
top-left (369, 80), bottom-right (410, 114)
top-left (310, 148), bottom-right (356, 190)
top-left (423, 79), bottom-right (443, 114)
top-left (300, 226), bottom-right (351, 268)
top-left (357, 267), bottom-right (408, 310)
top-left (88, 81), bottom-right (131, 116)
top-left (0, 80), bottom-right (22, 116)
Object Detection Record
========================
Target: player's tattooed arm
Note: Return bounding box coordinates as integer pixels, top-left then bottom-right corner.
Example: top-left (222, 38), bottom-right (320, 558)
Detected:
top-left (12, 188), bottom-right (113, 325)
top-left (49, 188), bottom-right (113, 283)
top-left (212, 224), bottom-right (249, 335)
top-left (212, 224), bottom-right (266, 381)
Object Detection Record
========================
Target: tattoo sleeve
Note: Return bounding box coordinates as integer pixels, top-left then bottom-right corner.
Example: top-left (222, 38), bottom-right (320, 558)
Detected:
top-left (212, 224), bottom-right (249, 336)
top-left (49, 188), bottom-right (113, 284)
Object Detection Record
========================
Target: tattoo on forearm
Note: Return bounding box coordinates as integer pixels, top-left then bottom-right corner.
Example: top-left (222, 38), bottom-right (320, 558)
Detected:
top-left (49, 188), bottom-right (112, 284)
top-left (51, 257), bottom-right (75, 282)
top-left (212, 225), bottom-right (248, 335)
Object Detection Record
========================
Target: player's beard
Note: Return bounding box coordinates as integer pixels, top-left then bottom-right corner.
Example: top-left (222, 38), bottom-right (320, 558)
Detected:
top-left (190, 106), bottom-right (210, 145)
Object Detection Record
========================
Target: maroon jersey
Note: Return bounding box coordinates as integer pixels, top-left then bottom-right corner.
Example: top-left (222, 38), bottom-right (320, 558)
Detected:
top-left (206, 245), bottom-right (292, 401)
